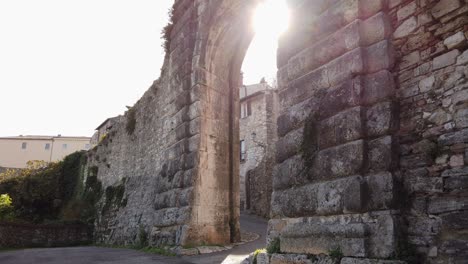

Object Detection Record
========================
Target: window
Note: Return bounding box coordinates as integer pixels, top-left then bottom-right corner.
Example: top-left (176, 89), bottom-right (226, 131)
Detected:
top-left (45, 143), bottom-right (50, 150)
top-left (240, 101), bottom-right (252, 118)
top-left (21, 142), bottom-right (27, 149)
top-left (62, 144), bottom-right (68, 150)
top-left (240, 140), bottom-right (246, 162)
top-left (84, 144), bottom-right (90, 150)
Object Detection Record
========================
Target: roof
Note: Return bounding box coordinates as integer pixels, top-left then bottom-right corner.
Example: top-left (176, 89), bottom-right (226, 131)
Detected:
top-left (95, 118), bottom-right (111, 130)
top-left (0, 135), bottom-right (91, 141)
top-left (239, 82), bottom-right (276, 102)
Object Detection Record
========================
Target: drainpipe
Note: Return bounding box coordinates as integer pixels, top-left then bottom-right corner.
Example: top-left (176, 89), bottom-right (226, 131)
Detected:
top-left (49, 138), bottom-right (55, 162)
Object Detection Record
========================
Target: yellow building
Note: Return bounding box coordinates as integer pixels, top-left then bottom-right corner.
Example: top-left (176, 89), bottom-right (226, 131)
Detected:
top-left (0, 135), bottom-right (91, 169)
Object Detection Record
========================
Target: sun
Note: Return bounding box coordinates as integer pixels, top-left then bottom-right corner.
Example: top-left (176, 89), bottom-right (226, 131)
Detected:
top-left (241, 0), bottom-right (289, 85)
top-left (253, 0), bottom-right (290, 38)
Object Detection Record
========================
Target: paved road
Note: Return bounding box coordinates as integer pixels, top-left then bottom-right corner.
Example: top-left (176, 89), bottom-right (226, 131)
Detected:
top-left (0, 214), bottom-right (267, 264)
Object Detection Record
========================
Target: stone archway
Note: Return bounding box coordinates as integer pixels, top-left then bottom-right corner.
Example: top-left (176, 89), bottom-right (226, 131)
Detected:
top-left (182, 0), bottom-right (260, 245)
top-left (88, 0), bottom-right (468, 262)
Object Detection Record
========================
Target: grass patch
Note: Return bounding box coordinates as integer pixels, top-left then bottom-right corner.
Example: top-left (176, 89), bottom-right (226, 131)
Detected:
top-left (96, 244), bottom-right (175, 257)
top-left (141, 246), bottom-right (176, 256)
top-left (328, 247), bottom-right (343, 260)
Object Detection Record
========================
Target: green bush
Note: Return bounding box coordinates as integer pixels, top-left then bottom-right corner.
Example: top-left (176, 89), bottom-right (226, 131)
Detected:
top-left (266, 237), bottom-right (280, 254)
top-left (0, 151), bottom-right (90, 223)
top-left (0, 194), bottom-right (14, 220)
top-left (138, 226), bottom-right (149, 248)
top-left (328, 247), bottom-right (343, 260)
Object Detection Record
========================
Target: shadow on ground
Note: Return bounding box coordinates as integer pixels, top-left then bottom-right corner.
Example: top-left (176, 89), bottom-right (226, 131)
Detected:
top-left (0, 214), bottom-right (267, 264)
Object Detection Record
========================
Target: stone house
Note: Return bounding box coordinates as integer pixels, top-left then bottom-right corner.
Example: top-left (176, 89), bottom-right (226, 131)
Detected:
top-left (239, 79), bottom-right (278, 218)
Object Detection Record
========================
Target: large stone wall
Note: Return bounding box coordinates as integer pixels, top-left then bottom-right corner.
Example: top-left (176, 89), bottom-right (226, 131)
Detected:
top-left (0, 222), bottom-right (92, 248)
top-left (391, 0), bottom-right (468, 263)
top-left (86, 0), bottom-right (468, 262)
top-left (270, 0), bottom-right (400, 259)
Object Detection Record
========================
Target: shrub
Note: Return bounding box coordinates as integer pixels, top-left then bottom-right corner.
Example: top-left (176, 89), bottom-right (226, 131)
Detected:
top-left (161, 7), bottom-right (176, 54)
top-left (0, 193), bottom-right (14, 220)
top-left (126, 108), bottom-right (137, 135)
top-left (0, 151), bottom-right (89, 223)
top-left (266, 237), bottom-right (280, 254)
top-left (137, 226), bottom-right (148, 248)
top-left (328, 247), bottom-right (343, 260)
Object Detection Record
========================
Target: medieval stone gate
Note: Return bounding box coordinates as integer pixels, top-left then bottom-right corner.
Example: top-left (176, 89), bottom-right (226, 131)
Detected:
top-left (87, 0), bottom-right (468, 263)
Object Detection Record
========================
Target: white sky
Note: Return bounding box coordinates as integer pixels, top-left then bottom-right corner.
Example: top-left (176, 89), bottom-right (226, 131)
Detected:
top-left (0, 0), bottom-right (287, 137)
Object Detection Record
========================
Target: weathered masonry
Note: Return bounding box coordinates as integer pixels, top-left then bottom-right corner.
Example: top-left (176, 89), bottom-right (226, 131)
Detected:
top-left (86, 0), bottom-right (468, 263)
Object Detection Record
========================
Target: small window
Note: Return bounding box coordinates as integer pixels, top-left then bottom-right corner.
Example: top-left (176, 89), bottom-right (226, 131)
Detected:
top-left (62, 144), bottom-right (68, 150)
top-left (240, 140), bottom-right (246, 162)
top-left (84, 144), bottom-right (90, 150)
top-left (21, 142), bottom-right (27, 149)
top-left (240, 101), bottom-right (252, 119)
top-left (45, 143), bottom-right (50, 150)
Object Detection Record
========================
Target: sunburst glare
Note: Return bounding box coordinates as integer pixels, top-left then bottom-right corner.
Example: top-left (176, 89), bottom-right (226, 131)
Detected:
top-left (242, 0), bottom-right (289, 85)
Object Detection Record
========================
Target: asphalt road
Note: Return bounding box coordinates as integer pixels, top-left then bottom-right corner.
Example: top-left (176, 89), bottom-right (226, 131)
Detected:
top-left (0, 214), bottom-right (267, 264)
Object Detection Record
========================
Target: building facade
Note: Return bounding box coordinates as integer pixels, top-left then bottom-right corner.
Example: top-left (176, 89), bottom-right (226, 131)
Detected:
top-left (0, 135), bottom-right (91, 169)
top-left (239, 80), bottom-right (278, 218)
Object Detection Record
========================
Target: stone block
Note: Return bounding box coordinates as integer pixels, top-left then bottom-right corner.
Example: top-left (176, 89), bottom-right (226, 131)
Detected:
top-left (407, 216), bottom-right (441, 236)
top-left (281, 222), bottom-right (367, 257)
top-left (433, 49), bottom-right (461, 70)
top-left (394, 16), bottom-right (417, 39)
top-left (270, 254), bottom-right (312, 264)
top-left (317, 176), bottom-right (364, 215)
top-left (318, 107), bottom-right (363, 149)
top-left (362, 71), bottom-right (396, 106)
top-left (400, 51), bottom-right (420, 70)
top-left (341, 258), bottom-right (406, 264)
top-left (366, 101), bottom-right (395, 138)
top-left (287, 21), bottom-right (361, 81)
top-left (327, 48), bottom-right (365, 87)
top-left (364, 40), bottom-right (395, 73)
top-left (276, 128), bottom-right (304, 163)
top-left (367, 136), bottom-right (394, 172)
top-left (419, 75), bottom-right (435, 93)
top-left (272, 176), bottom-right (364, 217)
top-left (441, 211), bottom-right (468, 230)
top-left (313, 140), bottom-right (364, 180)
top-left (153, 206), bottom-right (191, 227)
top-left (397, 1), bottom-right (417, 22)
top-left (428, 196), bottom-right (468, 214)
top-left (257, 252), bottom-right (270, 264)
top-left (444, 32), bottom-right (466, 49)
top-left (454, 108), bottom-right (468, 128)
top-left (439, 239), bottom-right (468, 261)
top-left (277, 98), bottom-right (316, 137)
top-left (438, 128), bottom-right (468, 145)
top-left (360, 12), bottom-right (393, 46)
top-left (431, 0), bottom-right (462, 18)
top-left (457, 49), bottom-right (468, 65)
top-left (358, 0), bottom-right (386, 19)
top-left (318, 78), bottom-right (362, 119)
top-left (273, 155), bottom-right (306, 191)
top-left (364, 172), bottom-right (395, 210)
top-left (270, 187), bottom-right (317, 218)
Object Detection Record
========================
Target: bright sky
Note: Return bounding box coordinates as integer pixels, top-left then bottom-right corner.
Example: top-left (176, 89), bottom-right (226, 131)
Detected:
top-left (0, 0), bottom-right (288, 137)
